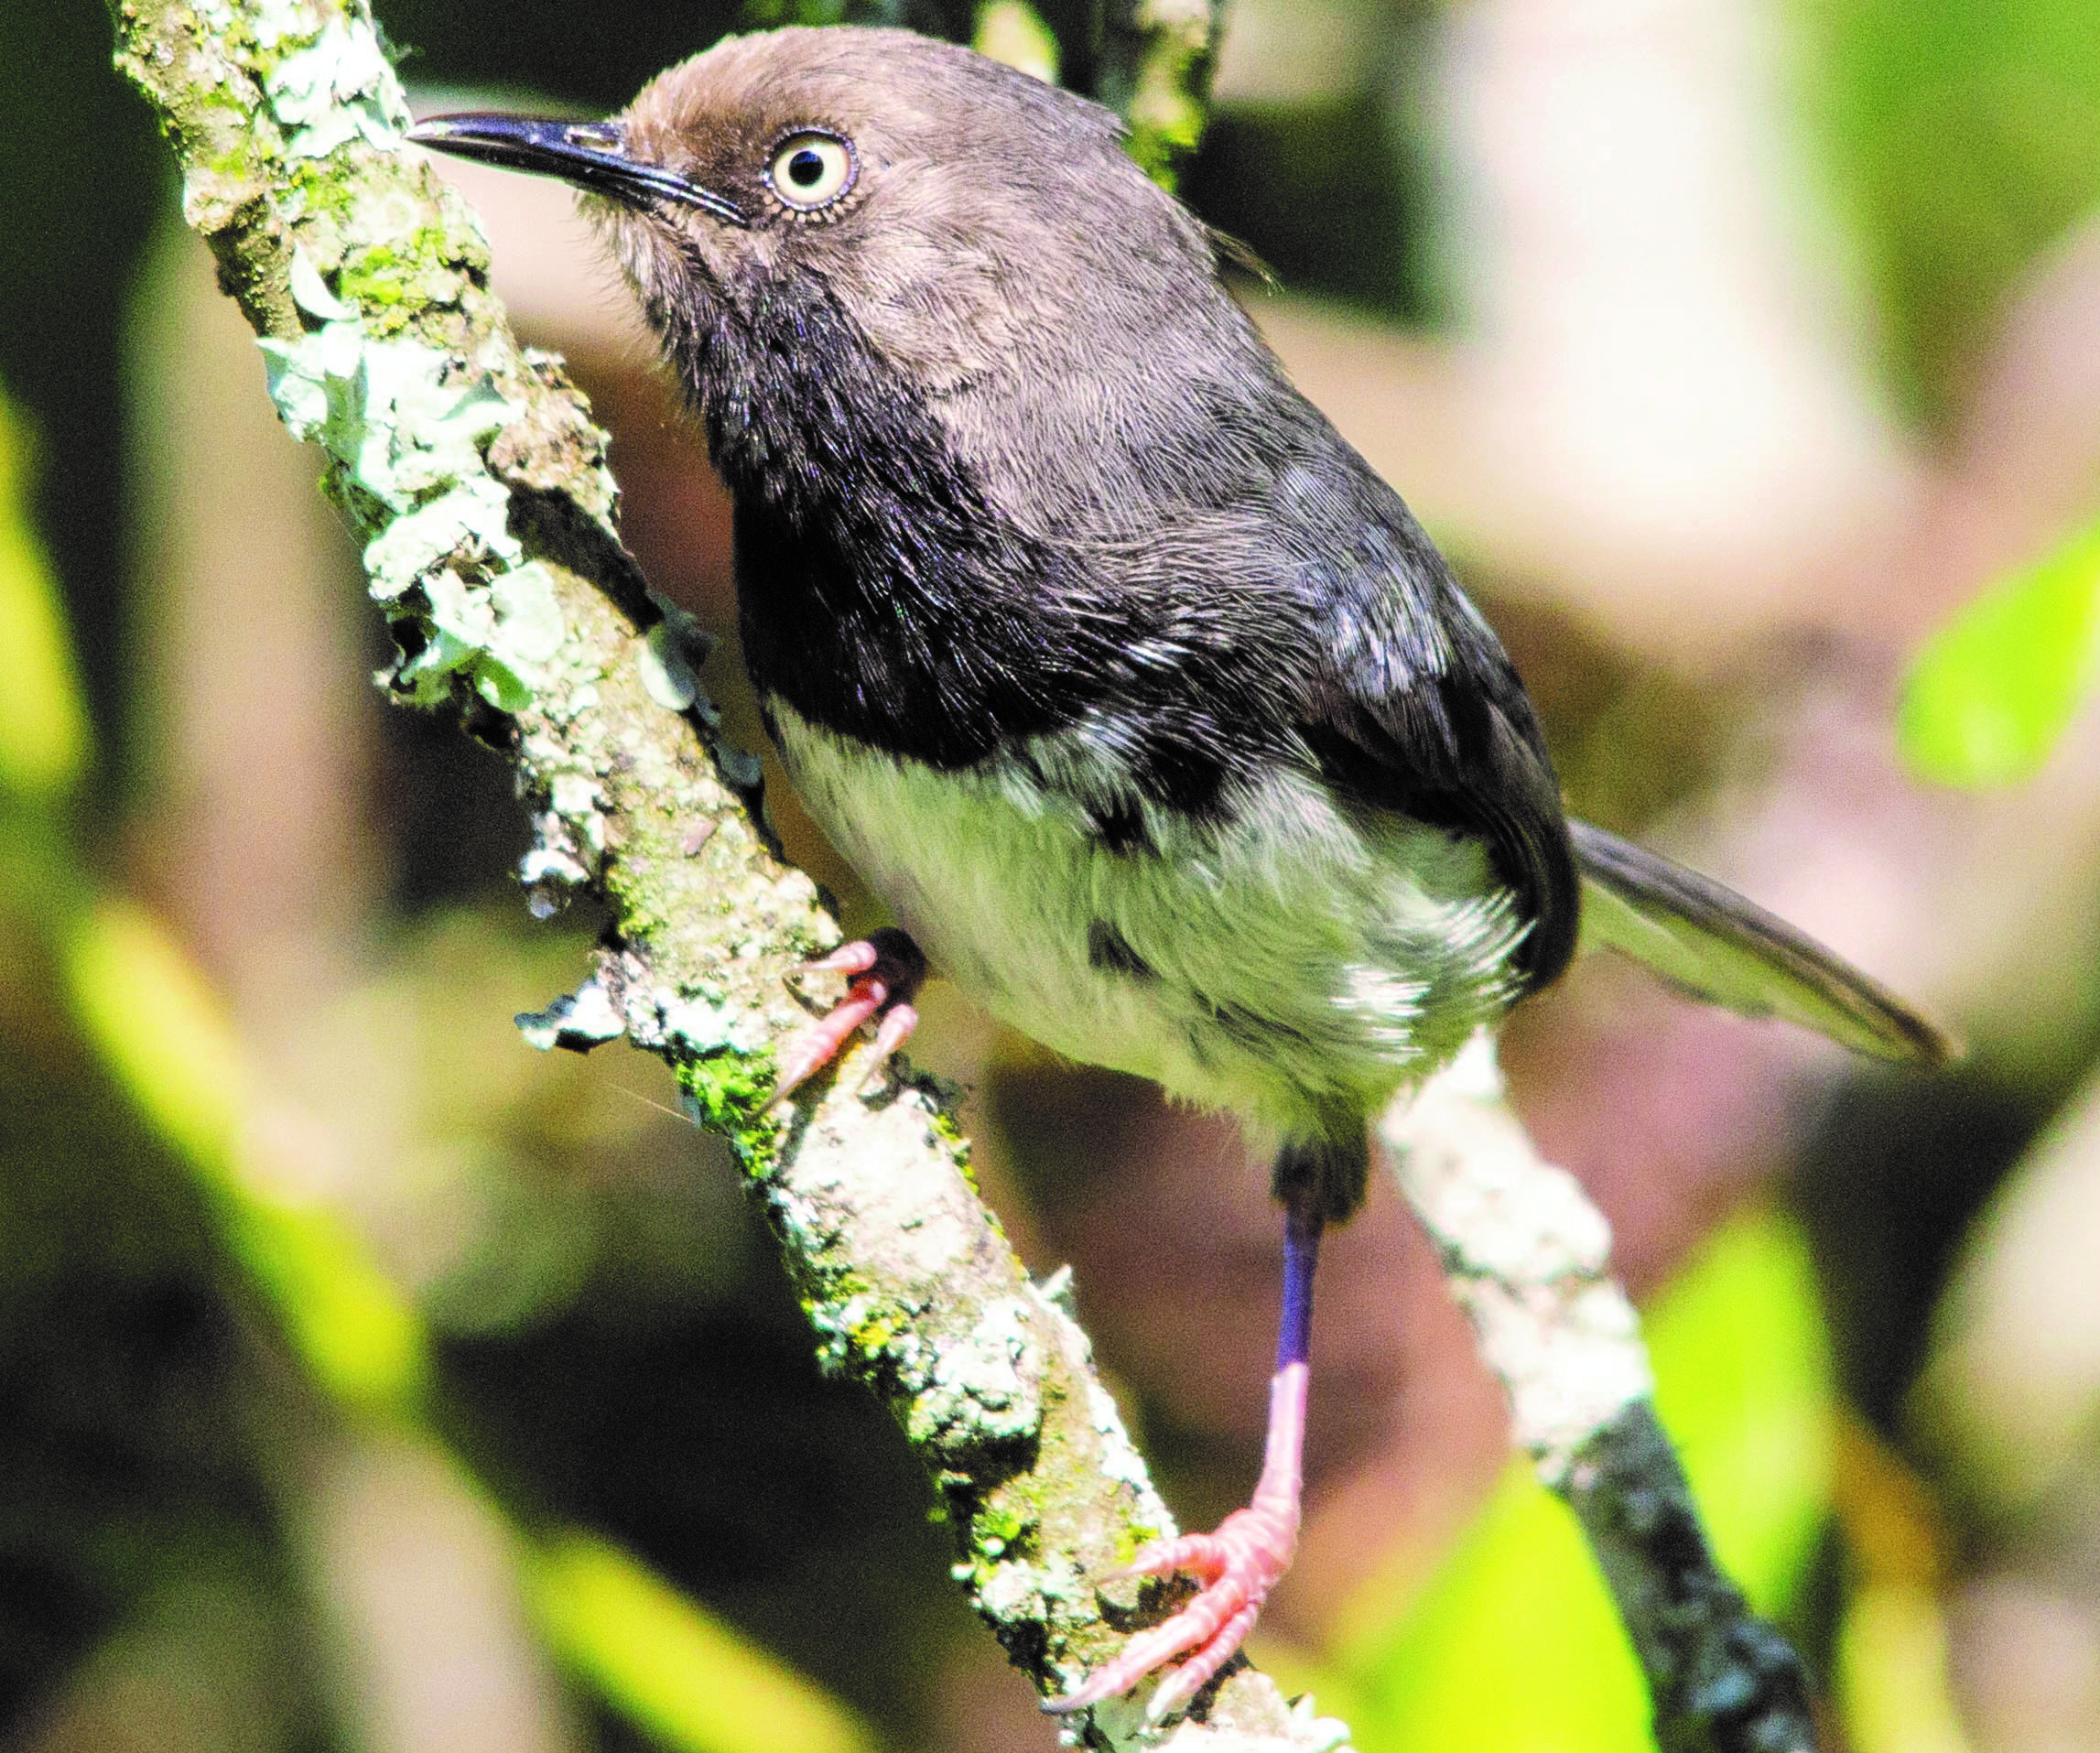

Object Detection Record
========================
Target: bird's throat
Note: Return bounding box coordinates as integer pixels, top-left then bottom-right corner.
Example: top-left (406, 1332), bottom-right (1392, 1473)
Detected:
top-left (687, 276), bottom-right (1116, 768)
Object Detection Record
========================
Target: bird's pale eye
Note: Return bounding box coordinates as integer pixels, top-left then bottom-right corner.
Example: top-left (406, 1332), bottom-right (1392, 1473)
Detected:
top-left (766, 131), bottom-right (856, 212)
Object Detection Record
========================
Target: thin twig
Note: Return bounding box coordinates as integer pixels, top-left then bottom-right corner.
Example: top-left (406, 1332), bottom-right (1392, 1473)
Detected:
top-left (1384, 1038), bottom-right (1820, 1753)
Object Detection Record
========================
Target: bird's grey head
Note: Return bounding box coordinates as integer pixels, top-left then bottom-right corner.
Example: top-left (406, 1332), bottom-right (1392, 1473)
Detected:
top-left (410, 27), bottom-right (1215, 415)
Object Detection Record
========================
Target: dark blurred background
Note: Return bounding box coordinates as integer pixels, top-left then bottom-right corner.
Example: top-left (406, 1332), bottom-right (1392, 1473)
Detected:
top-left (6, 0), bottom-right (2100, 1749)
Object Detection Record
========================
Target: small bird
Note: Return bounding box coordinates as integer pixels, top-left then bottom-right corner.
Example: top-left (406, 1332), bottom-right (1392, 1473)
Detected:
top-left (410, 27), bottom-right (1946, 1721)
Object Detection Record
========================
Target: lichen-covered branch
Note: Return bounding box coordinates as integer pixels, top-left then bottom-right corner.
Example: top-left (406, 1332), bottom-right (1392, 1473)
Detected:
top-left (1091, 0), bottom-right (1223, 180)
top-left (103, 0), bottom-right (1335, 1745)
top-left (1382, 1037), bottom-right (1820, 1753)
top-left (779, 0), bottom-right (1224, 182)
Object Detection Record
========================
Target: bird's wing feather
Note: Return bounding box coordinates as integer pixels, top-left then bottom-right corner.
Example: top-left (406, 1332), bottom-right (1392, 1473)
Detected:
top-left (1289, 467), bottom-right (1580, 989)
top-left (1571, 818), bottom-right (1951, 1063)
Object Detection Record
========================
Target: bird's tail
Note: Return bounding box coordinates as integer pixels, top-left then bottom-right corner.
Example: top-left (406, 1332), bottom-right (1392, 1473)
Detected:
top-left (1570, 819), bottom-right (1952, 1064)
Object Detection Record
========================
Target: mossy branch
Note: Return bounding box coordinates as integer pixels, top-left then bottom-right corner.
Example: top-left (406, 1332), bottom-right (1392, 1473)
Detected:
top-left (1091, 0), bottom-right (1223, 182)
top-left (1383, 1042), bottom-right (1820, 1753)
top-left (104, 0), bottom-right (1336, 1743)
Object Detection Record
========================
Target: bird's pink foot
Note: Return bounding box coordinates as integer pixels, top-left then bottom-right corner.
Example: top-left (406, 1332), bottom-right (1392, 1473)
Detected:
top-left (769, 927), bottom-right (925, 1106)
top-left (1046, 1361), bottom-right (1310, 1723)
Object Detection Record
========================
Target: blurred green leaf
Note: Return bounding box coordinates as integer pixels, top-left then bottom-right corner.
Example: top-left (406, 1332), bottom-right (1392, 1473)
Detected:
top-left (0, 393), bottom-right (89, 798)
top-left (1792, 0), bottom-right (2100, 416)
top-left (528, 1532), bottom-right (880, 1753)
top-left (62, 896), bottom-right (430, 1416)
top-left (1322, 1209), bottom-right (1834, 1753)
top-left (1899, 517), bottom-right (2100, 787)
top-left (974, 0), bottom-right (1058, 82)
top-left (1838, 1582), bottom-right (1973, 1753)
top-left (1644, 1215), bottom-right (1834, 1600)
top-left (60, 894), bottom-right (872, 1748)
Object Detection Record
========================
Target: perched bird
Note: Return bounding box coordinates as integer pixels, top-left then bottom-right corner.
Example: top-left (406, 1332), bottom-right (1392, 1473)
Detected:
top-left (410, 27), bottom-right (1946, 1721)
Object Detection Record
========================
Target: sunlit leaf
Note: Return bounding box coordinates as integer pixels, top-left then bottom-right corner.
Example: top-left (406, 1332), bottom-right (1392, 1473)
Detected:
top-left (975, 0), bottom-right (1059, 83)
top-left (1791, 0), bottom-right (2100, 416)
top-left (0, 394), bottom-right (89, 797)
top-left (1838, 1583), bottom-right (1973, 1753)
top-left (529, 1532), bottom-right (878, 1753)
top-left (1645, 1209), bottom-right (1833, 1599)
top-left (1900, 518), bottom-right (2100, 788)
top-left (62, 897), bottom-right (428, 1414)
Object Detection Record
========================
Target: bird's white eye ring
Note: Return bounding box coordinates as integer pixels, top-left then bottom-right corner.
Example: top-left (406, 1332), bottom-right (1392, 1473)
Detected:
top-left (766, 131), bottom-right (856, 212)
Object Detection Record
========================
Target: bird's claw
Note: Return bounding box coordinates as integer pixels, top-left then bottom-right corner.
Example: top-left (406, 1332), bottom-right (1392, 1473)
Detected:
top-left (768, 928), bottom-right (926, 1108)
top-left (801, 940), bottom-right (882, 978)
top-left (1044, 1502), bottom-right (1298, 1724)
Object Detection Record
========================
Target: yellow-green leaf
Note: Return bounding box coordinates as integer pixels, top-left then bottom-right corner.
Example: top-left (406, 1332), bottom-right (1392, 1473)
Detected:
top-left (63, 897), bottom-right (427, 1415)
top-left (1900, 517), bottom-right (2100, 788)
top-left (0, 396), bottom-right (90, 797)
top-left (528, 1532), bottom-right (877, 1753)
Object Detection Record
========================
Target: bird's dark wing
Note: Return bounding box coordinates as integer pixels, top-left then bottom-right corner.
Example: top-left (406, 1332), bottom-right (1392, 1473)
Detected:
top-left (1570, 820), bottom-right (1952, 1062)
top-left (1285, 465), bottom-right (1581, 990)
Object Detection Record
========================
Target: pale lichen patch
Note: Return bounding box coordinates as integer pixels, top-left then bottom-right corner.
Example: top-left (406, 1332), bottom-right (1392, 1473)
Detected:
top-left (258, 296), bottom-right (573, 713)
top-left (263, 14), bottom-right (409, 157)
top-left (516, 979), bottom-right (627, 1053)
top-left (907, 1295), bottom-right (1044, 1455)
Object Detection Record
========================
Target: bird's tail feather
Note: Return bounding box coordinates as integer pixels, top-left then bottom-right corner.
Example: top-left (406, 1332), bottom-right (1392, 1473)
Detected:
top-left (1570, 819), bottom-right (1952, 1064)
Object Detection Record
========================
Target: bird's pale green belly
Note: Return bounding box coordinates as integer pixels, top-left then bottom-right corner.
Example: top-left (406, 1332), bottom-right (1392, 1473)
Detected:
top-left (770, 703), bottom-right (1527, 1136)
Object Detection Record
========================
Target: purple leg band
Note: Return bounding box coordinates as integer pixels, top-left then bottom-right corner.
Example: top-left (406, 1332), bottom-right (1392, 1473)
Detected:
top-left (1275, 1202), bottom-right (1324, 1370)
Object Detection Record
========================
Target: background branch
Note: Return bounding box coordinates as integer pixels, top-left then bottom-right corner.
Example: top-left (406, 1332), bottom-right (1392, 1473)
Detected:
top-left (1384, 1042), bottom-right (1818, 1752)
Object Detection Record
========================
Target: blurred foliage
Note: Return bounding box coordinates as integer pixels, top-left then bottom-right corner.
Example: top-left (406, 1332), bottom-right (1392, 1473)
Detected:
top-left (1183, 93), bottom-right (1432, 320)
top-left (0, 391), bottom-right (326, 1741)
top-left (1900, 516), bottom-right (2100, 786)
top-left (1791, 0), bottom-right (2100, 417)
top-left (379, 0), bottom-right (743, 112)
top-left (1836, 1581), bottom-right (1973, 1753)
top-left (1306, 1210), bottom-right (1833, 1753)
top-left (0, 401), bottom-right (87, 800)
top-left (1831, 1421), bottom-right (1972, 1753)
top-left (65, 896), bottom-right (431, 1417)
top-left (527, 1533), bottom-right (876, 1753)
top-left (0, 376), bottom-right (923, 1749)
top-left (0, 3), bottom-right (162, 761)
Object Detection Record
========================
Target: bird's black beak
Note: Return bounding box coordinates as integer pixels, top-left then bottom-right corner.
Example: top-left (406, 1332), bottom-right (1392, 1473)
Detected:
top-left (407, 113), bottom-right (748, 227)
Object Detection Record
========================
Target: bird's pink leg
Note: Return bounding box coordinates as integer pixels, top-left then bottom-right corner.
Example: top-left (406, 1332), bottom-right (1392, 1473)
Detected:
top-left (1046, 1205), bottom-right (1323, 1723)
top-left (768, 927), bottom-right (925, 1106)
